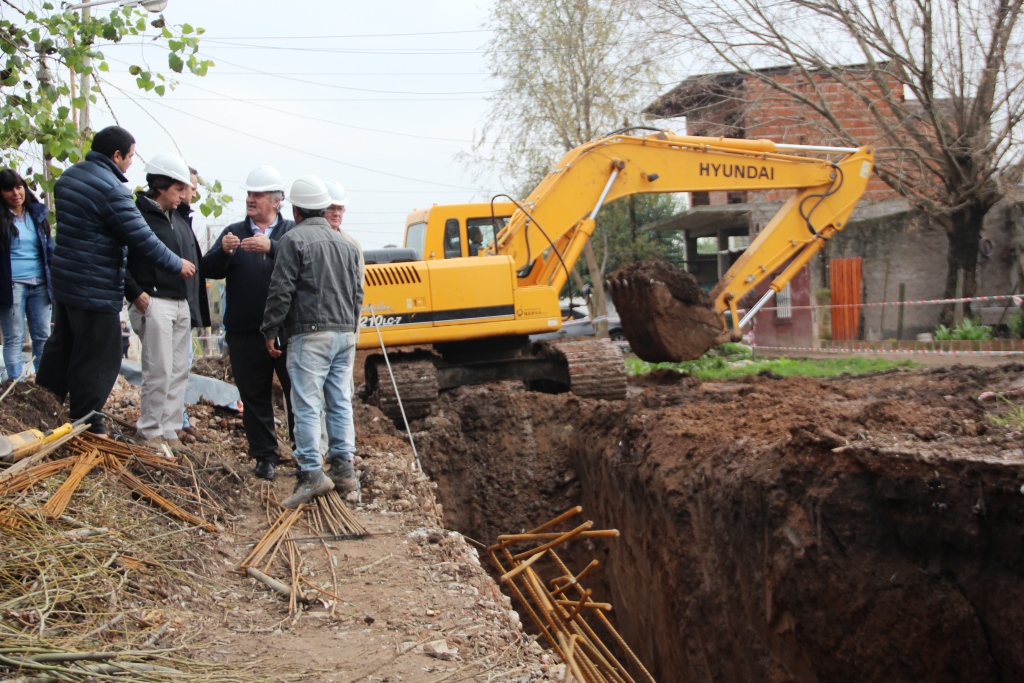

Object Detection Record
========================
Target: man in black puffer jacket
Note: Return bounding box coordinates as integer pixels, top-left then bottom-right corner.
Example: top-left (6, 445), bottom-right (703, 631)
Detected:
top-left (201, 166), bottom-right (295, 480)
top-left (36, 126), bottom-right (195, 435)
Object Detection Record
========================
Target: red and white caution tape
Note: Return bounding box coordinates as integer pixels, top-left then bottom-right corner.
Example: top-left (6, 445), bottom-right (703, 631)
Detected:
top-left (753, 348), bottom-right (1024, 358)
top-left (754, 293), bottom-right (1022, 313)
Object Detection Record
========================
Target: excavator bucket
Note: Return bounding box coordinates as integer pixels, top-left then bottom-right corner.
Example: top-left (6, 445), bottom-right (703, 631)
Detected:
top-left (608, 260), bottom-right (731, 363)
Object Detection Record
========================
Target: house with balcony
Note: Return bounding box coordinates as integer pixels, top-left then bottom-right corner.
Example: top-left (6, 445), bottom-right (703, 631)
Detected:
top-left (643, 66), bottom-right (1022, 347)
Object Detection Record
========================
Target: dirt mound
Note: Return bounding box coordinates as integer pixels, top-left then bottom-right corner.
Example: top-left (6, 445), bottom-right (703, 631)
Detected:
top-left (0, 381), bottom-right (66, 433)
top-left (190, 355), bottom-right (233, 382)
top-left (608, 260), bottom-right (728, 362)
top-left (414, 365), bottom-right (1024, 682)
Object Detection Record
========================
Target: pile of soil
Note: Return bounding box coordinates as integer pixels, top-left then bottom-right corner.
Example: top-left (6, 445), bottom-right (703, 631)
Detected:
top-left (608, 260), bottom-right (727, 362)
top-left (0, 381), bottom-right (66, 433)
top-left (190, 355), bottom-right (233, 382)
top-left (413, 364), bottom-right (1024, 682)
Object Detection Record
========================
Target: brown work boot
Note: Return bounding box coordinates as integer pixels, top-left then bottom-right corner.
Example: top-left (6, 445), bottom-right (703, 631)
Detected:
top-left (280, 469), bottom-right (334, 509)
top-left (327, 458), bottom-right (360, 495)
top-left (179, 426), bottom-right (208, 443)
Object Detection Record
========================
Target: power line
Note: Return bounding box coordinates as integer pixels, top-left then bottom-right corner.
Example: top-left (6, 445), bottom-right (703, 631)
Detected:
top-left (201, 29), bottom-right (494, 40)
top-left (111, 90), bottom-right (488, 191)
top-left (98, 63), bottom-right (475, 143)
top-left (104, 96), bottom-right (485, 102)
top-left (193, 51), bottom-right (491, 96)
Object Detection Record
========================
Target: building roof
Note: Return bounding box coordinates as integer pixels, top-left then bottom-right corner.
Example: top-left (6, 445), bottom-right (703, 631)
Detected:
top-left (645, 63), bottom-right (881, 119)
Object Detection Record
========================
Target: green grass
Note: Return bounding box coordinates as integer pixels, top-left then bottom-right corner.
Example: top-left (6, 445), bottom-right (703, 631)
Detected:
top-left (625, 343), bottom-right (917, 381)
top-left (987, 397), bottom-right (1024, 431)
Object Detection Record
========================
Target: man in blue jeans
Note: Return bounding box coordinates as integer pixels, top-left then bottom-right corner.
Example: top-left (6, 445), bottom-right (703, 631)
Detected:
top-left (262, 175), bottom-right (363, 509)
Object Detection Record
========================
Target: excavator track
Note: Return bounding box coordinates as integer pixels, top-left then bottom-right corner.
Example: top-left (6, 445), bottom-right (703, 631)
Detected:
top-left (551, 339), bottom-right (627, 402)
top-left (366, 352), bottom-right (438, 423)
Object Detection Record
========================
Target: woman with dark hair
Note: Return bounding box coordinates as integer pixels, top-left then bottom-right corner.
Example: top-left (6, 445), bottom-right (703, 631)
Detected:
top-left (0, 169), bottom-right (54, 380)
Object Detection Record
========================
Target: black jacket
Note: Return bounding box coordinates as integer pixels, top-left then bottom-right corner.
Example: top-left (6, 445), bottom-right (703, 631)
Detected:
top-left (200, 214), bottom-right (294, 334)
top-left (174, 203), bottom-right (211, 328)
top-left (125, 196), bottom-right (187, 302)
top-left (0, 202), bottom-right (54, 308)
top-left (52, 151), bottom-right (182, 313)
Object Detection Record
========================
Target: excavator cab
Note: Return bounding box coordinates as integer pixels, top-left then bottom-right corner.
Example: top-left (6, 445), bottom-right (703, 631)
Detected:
top-left (404, 203), bottom-right (515, 261)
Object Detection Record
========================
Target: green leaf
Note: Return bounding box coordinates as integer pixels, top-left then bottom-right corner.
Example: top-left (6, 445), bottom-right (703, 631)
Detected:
top-left (128, 64), bottom-right (141, 75)
top-left (168, 53), bottom-right (183, 73)
top-left (154, 84), bottom-right (165, 96)
top-left (98, 61), bottom-right (109, 72)
top-left (182, 23), bottom-right (193, 34)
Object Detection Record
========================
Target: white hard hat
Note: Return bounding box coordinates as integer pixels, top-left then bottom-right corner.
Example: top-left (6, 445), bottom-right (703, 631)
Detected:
top-left (325, 180), bottom-right (348, 207)
top-left (241, 165), bottom-right (286, 192)
top-left (144, 153), bottom-right (191, 185)
top-left (288, 175), bottom-right (332, 210)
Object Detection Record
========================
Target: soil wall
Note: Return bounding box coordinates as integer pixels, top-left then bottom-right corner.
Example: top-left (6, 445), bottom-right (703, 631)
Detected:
top-left (416, 366), bottom-right (1024, 683)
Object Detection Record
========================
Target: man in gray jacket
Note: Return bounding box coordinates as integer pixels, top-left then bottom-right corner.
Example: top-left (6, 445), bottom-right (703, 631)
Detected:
top-left (262, 175), bottom-right (364, 509)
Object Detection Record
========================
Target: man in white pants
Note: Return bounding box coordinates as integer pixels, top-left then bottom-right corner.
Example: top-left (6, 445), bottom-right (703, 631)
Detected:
top-left (124, 154), bottom-right (196, 449)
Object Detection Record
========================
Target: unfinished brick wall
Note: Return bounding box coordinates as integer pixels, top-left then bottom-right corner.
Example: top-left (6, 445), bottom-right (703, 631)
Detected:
top-left (685, 70), bottom-right (903, 205)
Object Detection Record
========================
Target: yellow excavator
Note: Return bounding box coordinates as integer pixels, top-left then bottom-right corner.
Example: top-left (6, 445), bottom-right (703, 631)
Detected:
top-left (356, 129), bottom-right (874, 419)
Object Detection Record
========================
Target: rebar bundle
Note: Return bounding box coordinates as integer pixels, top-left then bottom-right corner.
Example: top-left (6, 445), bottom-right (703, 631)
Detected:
top-left (241, 488), bottom-right (369, 614)
top-left (489, 506), bottom-right (656, 683)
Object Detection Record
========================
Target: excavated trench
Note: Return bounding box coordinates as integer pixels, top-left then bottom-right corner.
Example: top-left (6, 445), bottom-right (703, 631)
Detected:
top-left (411, 364), bottom-right (1024, 683)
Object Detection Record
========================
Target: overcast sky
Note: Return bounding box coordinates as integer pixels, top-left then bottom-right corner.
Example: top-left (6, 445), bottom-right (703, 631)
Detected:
top-left (86, 0), bottom-right (512, 250)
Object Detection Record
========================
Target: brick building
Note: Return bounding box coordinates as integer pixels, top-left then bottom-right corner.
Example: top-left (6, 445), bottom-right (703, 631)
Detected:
top-left (644, 66), bottom-right (1022, 346)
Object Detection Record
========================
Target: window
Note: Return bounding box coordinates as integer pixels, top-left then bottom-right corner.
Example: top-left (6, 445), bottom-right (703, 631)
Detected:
top-left (727, 191), bottom-right (747, 204)
top-left (691, 191), bottom-right (710, 206)
top-left (775, 282), bottom-right (792, 319)
top-left (404, 222), bottom-right (427, 259)
top-left (466, 216), bottom-right (509, 256)
top-left (696, 236), bottom-right (718, 255)
top-left (443, 218), bottom-right (462, 258)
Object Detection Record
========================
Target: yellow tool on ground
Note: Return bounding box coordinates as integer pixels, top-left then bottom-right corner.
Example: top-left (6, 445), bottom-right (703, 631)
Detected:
top-left (0, 413), bottom-right (96, 463)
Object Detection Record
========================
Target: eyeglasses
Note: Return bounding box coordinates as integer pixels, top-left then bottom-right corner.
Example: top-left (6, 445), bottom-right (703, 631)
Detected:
top-left (325, 206), bottom-right (346, 214)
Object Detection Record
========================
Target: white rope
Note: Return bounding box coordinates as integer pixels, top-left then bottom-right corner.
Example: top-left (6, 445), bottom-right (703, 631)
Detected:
top-left (367, 305), bottom-right (422, 474)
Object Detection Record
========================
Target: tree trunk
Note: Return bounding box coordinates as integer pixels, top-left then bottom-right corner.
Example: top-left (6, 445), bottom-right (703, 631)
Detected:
top-left (582, 241), bottom-right (609, 337)
top-left (939, 204), bottom-right (984, 326)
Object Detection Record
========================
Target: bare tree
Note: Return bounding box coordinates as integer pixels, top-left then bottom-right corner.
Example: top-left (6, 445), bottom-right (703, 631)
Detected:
top-left (469, 0), bottom-right (664, 334)
top-left (645, 0), bottom-right (1024, 323)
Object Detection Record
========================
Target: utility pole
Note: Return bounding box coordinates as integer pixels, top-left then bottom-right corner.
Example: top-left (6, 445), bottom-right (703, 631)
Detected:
top-left (79, 5), bottom-right (91, 133)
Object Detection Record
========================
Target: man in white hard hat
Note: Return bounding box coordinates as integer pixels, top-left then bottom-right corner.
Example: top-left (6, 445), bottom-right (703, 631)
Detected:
top-left (37, 126), bottom-right (194, 437)
top-left (262, 175), bottom-right (364, 508)
top-left (202, 166), bottom-right (296, 480)
top-left (175, 166), bottom-right (211, 444)
top-left (124, 153), bottom-right (198, 449)
top-left (325, 180), bottom-right (364, 280)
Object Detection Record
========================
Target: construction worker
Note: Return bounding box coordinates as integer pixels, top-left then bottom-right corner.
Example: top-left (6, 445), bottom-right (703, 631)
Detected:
top-left (201, 166), bottom-right (295, 480)
top-left (262, 175), bottom-right (363, 508)
top-left (124, 153), bottom-right (196, 450)
top-left (325, 180), bottom-right (364, 279)
top-left (176, 167), bottom-right (211, 443)
top-left (36, 126), bottom-right (193, 435)
top-left (467, 225), bottom-right (484, 255)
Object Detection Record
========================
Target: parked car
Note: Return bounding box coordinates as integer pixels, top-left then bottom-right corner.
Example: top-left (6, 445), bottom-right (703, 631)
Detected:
top-left (530, 306), bottom-right (626, 342)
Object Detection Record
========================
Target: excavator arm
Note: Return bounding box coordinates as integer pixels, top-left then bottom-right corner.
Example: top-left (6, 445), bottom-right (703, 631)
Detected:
top-left (492, 131), bottom-right (873, 335)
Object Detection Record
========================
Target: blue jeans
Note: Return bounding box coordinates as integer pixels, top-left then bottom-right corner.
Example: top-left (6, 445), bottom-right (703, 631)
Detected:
top-left (1, 282), bottom-right (51, 380)
top-left (286, 330), bottom-right (356, 473)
